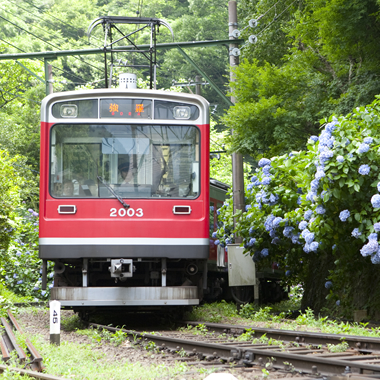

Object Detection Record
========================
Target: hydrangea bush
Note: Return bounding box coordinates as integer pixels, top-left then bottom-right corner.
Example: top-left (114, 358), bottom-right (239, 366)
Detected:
top-left (216, 97), bottom-right (380, 315)
top-left (0, 205), bottom-right (53, 301)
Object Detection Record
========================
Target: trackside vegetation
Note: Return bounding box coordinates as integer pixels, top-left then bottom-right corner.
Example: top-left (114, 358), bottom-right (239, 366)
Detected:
top-left (216, 97), bottom-right (380, 317)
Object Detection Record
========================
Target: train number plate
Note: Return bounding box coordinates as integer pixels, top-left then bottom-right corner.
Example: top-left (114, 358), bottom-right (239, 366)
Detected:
top-left (110, 207), bottom-right (143, 218)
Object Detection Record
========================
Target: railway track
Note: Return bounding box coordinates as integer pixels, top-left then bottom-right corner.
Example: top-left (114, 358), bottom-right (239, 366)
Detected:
top-left (91, 321), bottom-right (380, 378)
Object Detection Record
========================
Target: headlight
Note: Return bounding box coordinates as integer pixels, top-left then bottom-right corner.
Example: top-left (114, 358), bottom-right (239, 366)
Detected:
top-left (60, 104), bottom-right (78, 118)
top-left (173, 106), bottom-right (191, 119)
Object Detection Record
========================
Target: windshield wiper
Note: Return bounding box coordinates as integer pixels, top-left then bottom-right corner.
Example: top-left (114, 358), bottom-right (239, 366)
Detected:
top-left (97, 176), bottom-right (130, 209)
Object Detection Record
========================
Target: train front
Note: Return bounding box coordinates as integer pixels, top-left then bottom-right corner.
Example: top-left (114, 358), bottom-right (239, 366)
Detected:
top-left (39, 89), bottom-right (210, 310)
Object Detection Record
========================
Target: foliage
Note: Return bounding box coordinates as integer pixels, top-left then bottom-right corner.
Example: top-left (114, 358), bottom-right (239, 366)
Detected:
top-left (186, 300), bottom-right (239, 322)
top-left (0, 204), bottom-right (53, 301)
top-left (223, 0), bottom-right (380, 156)
top-left (217, 97), bottom-right (380, 315)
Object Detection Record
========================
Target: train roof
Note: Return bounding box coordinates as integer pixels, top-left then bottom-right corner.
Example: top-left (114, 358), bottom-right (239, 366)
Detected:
top-left (210, 178), bottom-right (230, 191)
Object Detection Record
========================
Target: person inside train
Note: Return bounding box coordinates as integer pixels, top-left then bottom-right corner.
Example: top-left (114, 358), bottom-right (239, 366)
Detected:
top-left (62, 180), bottom-right (74, 196)
top-left (118, 161), bottom-right (132, 185)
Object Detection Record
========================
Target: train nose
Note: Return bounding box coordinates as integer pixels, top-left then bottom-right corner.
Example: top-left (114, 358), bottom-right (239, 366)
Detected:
top-left (186, 263), bottom-right (198, 276)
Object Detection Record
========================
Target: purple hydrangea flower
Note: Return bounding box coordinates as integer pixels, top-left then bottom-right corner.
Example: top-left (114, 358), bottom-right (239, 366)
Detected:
top-left (258, 158), bottom-right (271, 167)
top-left (359, 164), bottom-right (370, 175)
top-left (351, 228), bottom-right (361, 238)
top-left (371, 194), bottom-right (380, 208)
top-left (339, 210), bottom-right (350, 222)
top-left (357, 143), bottom-right (370, 154)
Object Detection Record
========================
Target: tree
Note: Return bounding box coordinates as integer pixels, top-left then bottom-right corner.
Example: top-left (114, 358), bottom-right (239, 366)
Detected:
top-left (223, 0), bottom-right (380, 156)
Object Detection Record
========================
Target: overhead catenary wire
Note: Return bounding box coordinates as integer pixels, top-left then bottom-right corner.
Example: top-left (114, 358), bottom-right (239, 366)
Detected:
top-left (0, 11), bottom-right (104, 74)
top-left (0, 37), bottom-right (89, 84)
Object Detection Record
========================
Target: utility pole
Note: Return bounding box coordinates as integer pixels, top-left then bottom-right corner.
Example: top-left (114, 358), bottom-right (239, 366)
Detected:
top-left (195, 75), bottom-right (201, 95)
top-left (229, 0), bottom-right (245, 243)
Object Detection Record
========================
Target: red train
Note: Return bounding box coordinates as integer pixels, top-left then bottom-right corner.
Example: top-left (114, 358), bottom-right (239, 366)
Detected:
top-left (39, 88), bottom-right (233, 312)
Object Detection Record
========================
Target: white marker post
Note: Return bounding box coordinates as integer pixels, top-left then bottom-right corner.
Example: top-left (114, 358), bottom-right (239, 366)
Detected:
top-left (50, 300), bottom-right (61, 345)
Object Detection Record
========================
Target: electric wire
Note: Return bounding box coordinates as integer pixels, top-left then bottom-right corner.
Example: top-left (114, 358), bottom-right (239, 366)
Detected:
top-left (256, 0), bottom-right (290, 22)
top-left (255, 0), bottom-right (298, 37)
top-left (0, 88), bottom-right (41, 104)
top-left (0, 37), bottom-right (88, 84)
top-left (0, 10), bottom-right (104, 74)
top-left (19, 0), bottom-right (102, 44)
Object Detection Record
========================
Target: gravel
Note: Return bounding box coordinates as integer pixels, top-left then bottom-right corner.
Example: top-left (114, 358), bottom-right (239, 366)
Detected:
top-left (17, 308), bottom-right (304, 380)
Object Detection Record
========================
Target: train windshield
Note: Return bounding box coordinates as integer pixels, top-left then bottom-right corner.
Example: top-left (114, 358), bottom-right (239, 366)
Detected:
top-left (50, 124), bottom-right (200, 199)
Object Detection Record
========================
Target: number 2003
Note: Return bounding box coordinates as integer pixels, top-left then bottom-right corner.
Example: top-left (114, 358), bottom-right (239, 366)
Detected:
top-left (110, 208), bottom-right (143, 218)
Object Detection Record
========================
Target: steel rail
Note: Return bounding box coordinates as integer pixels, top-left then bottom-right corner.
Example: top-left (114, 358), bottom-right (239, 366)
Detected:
top-left (183, 321), bottom-right (380, 352)
top-left (91, 323), bottom-right (380, 376)
top-left (0, 364), bottom-right (70, 380)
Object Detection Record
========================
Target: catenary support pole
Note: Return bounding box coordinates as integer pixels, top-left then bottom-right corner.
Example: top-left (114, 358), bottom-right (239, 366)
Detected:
top-left (229, 1), bottom-right (245, 244)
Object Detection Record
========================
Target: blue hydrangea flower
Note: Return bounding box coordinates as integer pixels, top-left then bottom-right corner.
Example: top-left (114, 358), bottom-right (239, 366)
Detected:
top-left (368, 233), bottom-right (378, 241)
top-left (304, 210), bottom-right (313, 220)
top-left (306, 191), bottom-right (317, 202)
top-left (16, 252), bottom-right (21, 256)
top-left (360, 240), bottom-right (378, 257)
top-left (13, 274), bottom-right (17, 278)
top-left (336, 155), bottom-right (344, 163)
top-left (258, 158), bottom-right (271, 167)
top-left (249, 226), bottom-right (256, 236)
top-left (247, 183), bottom-right (254, 191)
top-left (315, 168), bottom-right (325, 180)
top-left (371, 252), bottom-right (380, 264)
top-left (319, 149), bottom-right (334, 164)
top-left (364, 137), bottom-right (373, 144)
top-left (332, 244), bottom-right (337, 250)
top-left (262, 165), bottom-right (271, 175)
top-left (301, 229), bottom-right (310, 239)
top-left (245, 205), bottom-right (252, 211)
top-left (212, 232), bottom-right (217, 238)
top-left (264, 215), bottom-right (275, 231)
top-left (269, 229), bottom-right (277, 238)
top-left (261, 176), bottom-right (272, 185)
top-left (358, 164), bottom-right (370, 175)
top-left (291, 233), bottom-right (300, 244)
top-left (303, 244), bottom-right (311, 253)
top-left (310, 241), bottom-right (319, 252)
top-left (298, 221), bottom-right (308, 230)
top-left (377, 182), bottom-right (380, 192)
top-left (351, 228), bottom-right (361, 238)
top-left (325, 281), bottom-right (333, 289)
top-left (374, 223), bottom-right (380, 232)
top-left (271, 237), bottom-right (281, 245)
top-left (269, 193), bottom-right (278, 204)
top-left (248, 238), bottom-right (256, 247)
top-left (251, 175), bottom-right (258, 183)
top-left (17, 280), bottom-right (23, 284)
top-left (41, 291), bottom-right (46, 296)
top-left (310, 179), bottom-right (320, 192)
top-left (261, 248), bottom-right (269, 257)
top-left (272, 217), bottom-right (283, 228)
top-left (357, 143), bottom-right (370, 154)
top-left (326, 118), bottom-right (338, 133)
top-left (309, 217), bottom-right (316, 225)
top-left (33, 287), bottom-right (39, 291)
top-left (336, 300), bottom-right (340, 306)
top-left (339, 210), bottom-right (350, 222)
top-left (305, 232), bottom-right (315, 244)
top-left (371, 194), bottom-right (380, 208)
top-left (285, 270), bottom-right (292, 276)
top-left (214, 240), bottom-right (220, 246)
top-left (283, 226), bottom-right (294, 238)
top-left (316, 205), bottom-right (326, 215)
top-left (309, 135), bottom-right (318, 142)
